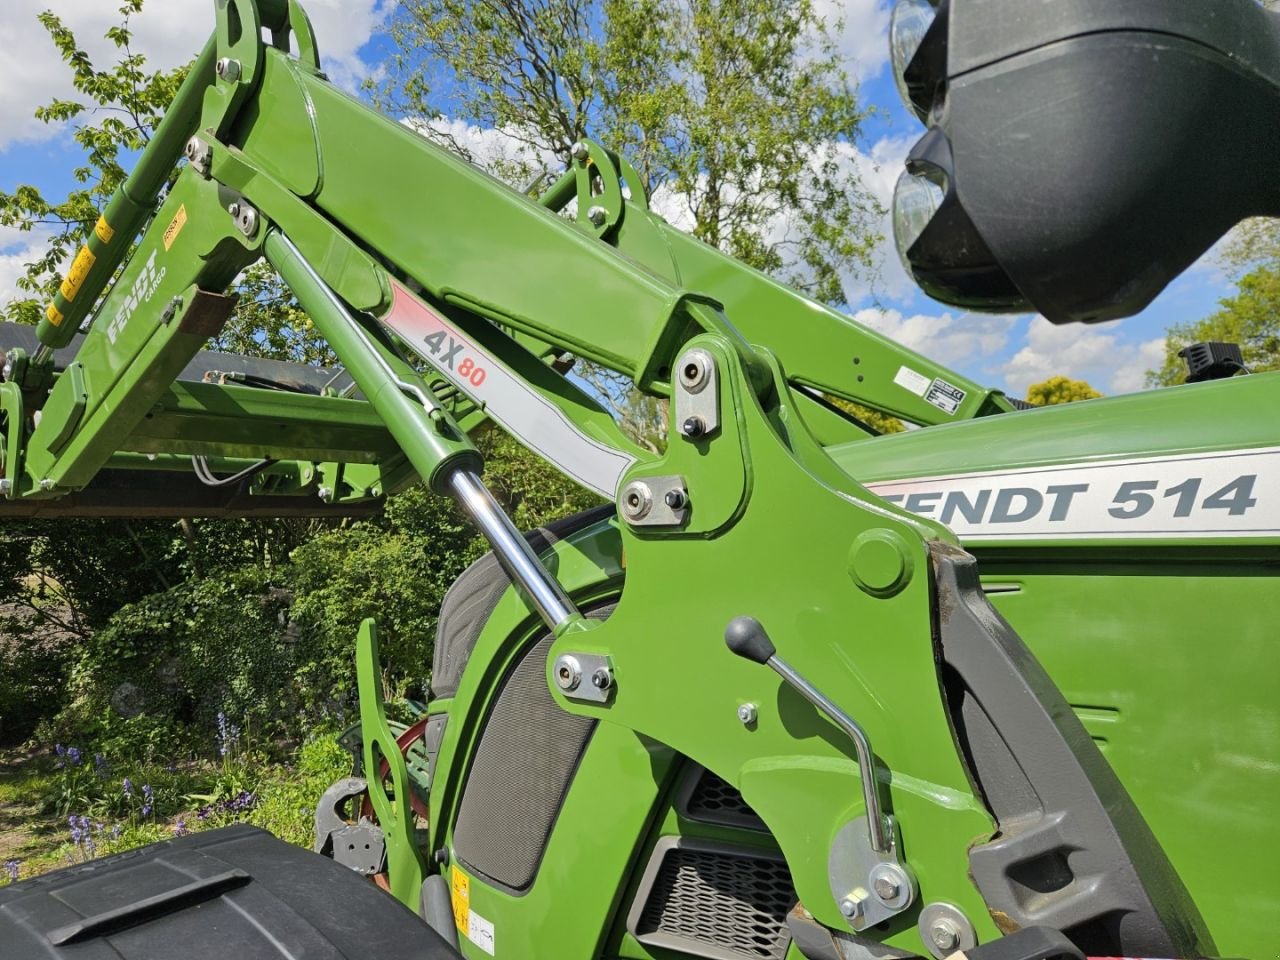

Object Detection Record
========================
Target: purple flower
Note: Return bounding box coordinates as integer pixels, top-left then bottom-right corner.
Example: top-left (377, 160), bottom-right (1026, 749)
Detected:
top-left (68, 816), bottom-right (84, 846)
top-left (172, 818), bottom-right (189, 837)
top-left (140, 804), bottom-right (152, 817)
top-left (55, 743), bottom-right (65, 757)
top-left (216, 712), bottom-right (241, 758)
top-left (3, 861), bottom-right (18, 882)
top-left (142, 783), bottom-right (153, 799)
top-left (66, 747), bottom-right (82, 767)
top-left (122, 777), bottom-right (133, 798)
top-left (111, 823), bottom-right (122, 839)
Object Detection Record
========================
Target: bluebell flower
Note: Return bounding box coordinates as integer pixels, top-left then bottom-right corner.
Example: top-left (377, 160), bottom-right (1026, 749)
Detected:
top-left (66, 747), bottom-right (82, 767)
top-left (111, 823), bottom-right (123, 840)
top-left (3, 861), bottom-right (18, 881)
top-left (172, 819), bottom-right (188, 837)
top-left (122, 777), bottom-right (133, 798)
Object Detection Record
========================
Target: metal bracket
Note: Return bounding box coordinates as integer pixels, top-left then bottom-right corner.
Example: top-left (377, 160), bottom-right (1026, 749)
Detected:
top-left (553, 652), bottom-right (614, 703)
top-left (917, 902), bottom-right (978, 959)
top-left (674, 348), bottom-right (720, 440)
top-left (827, 816), bottom-right (916, 931)
top-left (313, 776), bottom-right (387, 876)
top-left (619, 475), bottom-right (688, 526)
top-left (184, 136), bottom-right (212, 177)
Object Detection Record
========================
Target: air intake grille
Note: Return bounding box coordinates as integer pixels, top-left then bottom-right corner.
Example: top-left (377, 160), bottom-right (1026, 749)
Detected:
top-left (681, 767), bottom-right (766, 831)
top-left (630, 840), bottom-right (795, 960)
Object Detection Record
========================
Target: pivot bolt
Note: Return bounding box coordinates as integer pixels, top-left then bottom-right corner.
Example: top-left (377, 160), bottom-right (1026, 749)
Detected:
top-left (620, 480), bottom-right (653, 522)
top-left (0, 480), bottom-right (11, 496)
top-left (570, 141), bottom-right (589, 162)
top-left (680, 416), bottom-right (706, 440)
top-left (554, 655), bottom-right (583, 691)
top-left (736, 702), bottom-right (757, 725)
top-left (587, 205), bottom-right (608, 227)
top-left (591, 667), bottom-right (612, 690)
top-left (929, 919), bottom-right (961, 953)
top-left (678, 351), bottom-right (712, 392)
top-left (39, 479), bottom-right (55, 491)
top-left (873, 873), bottom-right (900, 902)
top-left (664, 488), bottom-right (687, 510)
top-left (839, 896), bottom-right (863, 920)
top-left (227, 201), bottom-right (241, 218)
top-left (317, 486), bottom-right (333, 502)
top-left (215, 57), bottom-right (242, 82)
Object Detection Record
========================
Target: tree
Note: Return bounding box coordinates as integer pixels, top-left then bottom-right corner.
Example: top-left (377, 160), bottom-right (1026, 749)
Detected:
top-left (0, 1), bottom-right (187, 322)
top-left (1024, 376), bottom-right (1103, 406)
top-left (1147, 255), bottom-right (1280, 387)
top-left (379, 0), bottom-right (881, 306)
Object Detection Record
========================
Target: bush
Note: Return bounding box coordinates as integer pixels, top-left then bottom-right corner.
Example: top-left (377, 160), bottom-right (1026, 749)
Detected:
top-left (56, 567), bottom-right (301, 742)
top-left (0, 619), bottom-right (75, 745)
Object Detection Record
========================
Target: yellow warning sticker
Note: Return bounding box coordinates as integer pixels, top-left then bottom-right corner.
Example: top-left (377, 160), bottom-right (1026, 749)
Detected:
top-left (93, 216), bottom-right (115, 245)
top-left (59, 245), bottom-right (96, 303)
top-left (45, 303), bottom-right (63, 327)
top-left (451, 865), bottom-right (470, 932)
top-left (162, 204), bottom-right (188, 251)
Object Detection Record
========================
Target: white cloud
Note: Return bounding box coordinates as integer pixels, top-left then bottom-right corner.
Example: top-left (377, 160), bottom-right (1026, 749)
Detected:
top-left (402, 117), bottom-right (560, 179)
top-left (851, 306), bottom-right (1018, 370)
top-left (818, 0), bottom-right (893, 82)
top-left (1001, 317), bottom-right (1166, 397)
top-left (0, 0), bottom-right (390, 151)
top-left (0, 225), bottom-right (52, 311)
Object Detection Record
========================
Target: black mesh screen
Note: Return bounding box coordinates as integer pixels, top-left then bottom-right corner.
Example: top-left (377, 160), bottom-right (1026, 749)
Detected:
top-left (451, 605), bottom-right (614, 891)
top-left (634, 844), bottom-right (795, 960)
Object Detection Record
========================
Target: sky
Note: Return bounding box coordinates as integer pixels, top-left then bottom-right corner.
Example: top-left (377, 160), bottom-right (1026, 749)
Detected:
top-left (0, 0), bottom-right (1234, 399)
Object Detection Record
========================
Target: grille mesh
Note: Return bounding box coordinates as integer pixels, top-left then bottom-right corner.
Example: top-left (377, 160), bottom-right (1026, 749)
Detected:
top-left (634, 844), bottom-right (795, 960)
top-left (452, 632), bottom-right (598, 891)
top-left (683, 767), bottom-right (766, 831)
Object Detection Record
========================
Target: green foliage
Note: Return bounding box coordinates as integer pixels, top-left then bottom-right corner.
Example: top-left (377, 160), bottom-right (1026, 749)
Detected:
top-left (0, 1), bottom-right (188, 321)
top-left (381, 0), bottom-right (880, 305)
top-left (1148, 260), bottom-right (1280, 387)
top-left (58, 567), bottom-right (300, 739)
top-left (827, 398), bottom-right (905, 435)
top-left (0, 624), bottom-right (75, 745)
top-left (246, 734), bottom-right (351, 847)
top-left (1024, 376), bottom-right (1103, 406)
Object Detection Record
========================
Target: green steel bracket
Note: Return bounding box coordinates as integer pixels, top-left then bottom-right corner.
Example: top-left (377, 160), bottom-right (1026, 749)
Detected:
top-left (203, 0), bottom-right (268, 139)
top-left (357, 617), bottom-right (428, 909)
top-left (571, 140), bottom-right (626, 240)
top-left (618, 334), bottom-right (751, 537)
top-left (0, 383), bottom-right (25, 497)
top-left (545, 342), bottom-right (1000, 945)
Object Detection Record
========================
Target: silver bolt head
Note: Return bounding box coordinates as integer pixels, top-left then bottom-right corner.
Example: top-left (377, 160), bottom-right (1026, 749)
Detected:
top-left (39, 479), bottom-right (55, 491)
top-left (587, 205), bottom-right (608, 226)
top-left (570, 141), bottom-right (589, 162)
top-left (2, 360), bottom-right (12, 381)
top-left (736, 703), bottom-right (757, 725)
top-left (590, 667), bottom-right (612, 690)
top-left (839, 897), bottom-right (862, 919)
top-left (619, 480), bottom-right (653, 521)
top-left (872, 874), bottom-right (900, 902)
top-left (677, 350), bottom-right (713, 392)
top-left (228, 201), bottom-right (241, 217)
top-left (216, 57), bottom-right (241, 82)
top-left (184, 137), bottom-right (199, 159)
top-left (930, 919), bottom-right (961, 952)
top-left (317, 486), bottom-right (333, 502)
top-left (554, 655), bottom-right (583, 691)
top-left (0, 479), bottom-right (12, 496)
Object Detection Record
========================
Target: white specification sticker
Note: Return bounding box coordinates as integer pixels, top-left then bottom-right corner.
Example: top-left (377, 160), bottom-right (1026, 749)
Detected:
top-left (924, 378), bottom-right (966, 415)
top-left (467, 910), bottom-right (496, 955)
top-left (381, 280), bottom-right (636, 498)
top-left (866, 447), bottom-right (1280, 541)
top-left (893, 365), bottom-right (931, 397)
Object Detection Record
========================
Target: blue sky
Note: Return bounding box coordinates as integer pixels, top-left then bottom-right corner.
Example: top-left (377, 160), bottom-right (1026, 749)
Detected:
top-left (0, 0), bottom-right (1233, 398)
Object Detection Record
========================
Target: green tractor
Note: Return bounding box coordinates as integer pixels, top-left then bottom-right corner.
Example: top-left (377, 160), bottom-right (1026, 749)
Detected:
top-left (0, 1), bottom-right (1276, 958)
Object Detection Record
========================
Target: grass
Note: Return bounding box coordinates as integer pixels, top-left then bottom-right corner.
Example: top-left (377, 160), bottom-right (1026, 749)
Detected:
top-left (0, 734), bottom-right (351, 886)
